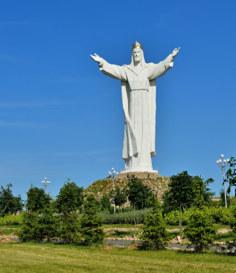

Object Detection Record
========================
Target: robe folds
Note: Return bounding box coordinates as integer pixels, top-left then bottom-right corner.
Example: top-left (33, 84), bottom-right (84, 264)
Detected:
top-left (100, 57), bottom-right (172, 172)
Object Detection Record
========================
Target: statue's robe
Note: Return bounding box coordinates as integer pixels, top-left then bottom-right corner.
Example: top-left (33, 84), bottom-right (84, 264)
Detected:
top-left (100, 57), bottom-right (172, 172)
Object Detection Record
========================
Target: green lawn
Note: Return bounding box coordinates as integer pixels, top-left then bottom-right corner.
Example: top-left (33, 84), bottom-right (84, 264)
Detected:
top-left (0, 243), bottom-right (235, 273)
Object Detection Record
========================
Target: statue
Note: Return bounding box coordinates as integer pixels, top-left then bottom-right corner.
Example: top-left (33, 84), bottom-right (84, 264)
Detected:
top-left (91, 42), bottom-right (180, 173)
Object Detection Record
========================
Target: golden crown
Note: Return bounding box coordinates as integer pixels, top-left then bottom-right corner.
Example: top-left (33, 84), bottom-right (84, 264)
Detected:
top-left (132, 41), bottom-right (143, 50)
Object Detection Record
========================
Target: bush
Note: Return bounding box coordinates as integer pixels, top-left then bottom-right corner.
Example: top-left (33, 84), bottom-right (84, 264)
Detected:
top-left (0, 213), bottom-right (23, 226)
top-left (184, 209), bottom-right (216, 252)
top-left (79, 195), bottom-right (104, 245)
top-left (56, 180), bottom-right (83, 214)
top-left (57, 212), bottom-right (81, 244)
top-left (26, 187), bottom-right (51, 212)
top-left (140, 204), bottom-right (168, 250)
top-left (19, 208), bottom-right (58, 242)
top-left (230, 206), bottom-right (236, 233)
top-left (99, 208), bottom-right (151, 225)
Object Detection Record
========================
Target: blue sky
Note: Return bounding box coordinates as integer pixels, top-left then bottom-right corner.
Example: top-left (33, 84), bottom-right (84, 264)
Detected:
top-left (0, 0), bottom-right (235, 199)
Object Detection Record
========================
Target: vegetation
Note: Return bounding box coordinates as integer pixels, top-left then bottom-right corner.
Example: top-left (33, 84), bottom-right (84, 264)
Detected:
top-left (79, 195), bottom-right (104, 245)
top-left (99, 208), bottom-right (151, 224)
top-left (56, 180), bottom-right (83, 213)
top-left (226, 157), bottom-right (236, 196)
top-left (0, 184), bottom-right (23, 216)
top-left (184, 209), bottom-right (216, 252)
top-left (26, 187), bottom-right (51, 212)
top-left (127, 176), bottom-right (155, 209)
top-left (140, 203), bottom-right (168, 249)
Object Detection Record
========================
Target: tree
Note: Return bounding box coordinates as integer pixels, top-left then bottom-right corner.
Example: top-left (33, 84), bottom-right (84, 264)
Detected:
top-left (184, 209), bottom-right (216, 252)
top-left (56, 180), bottom-right (83, 214)
top-left (0, 184), bottom-right (23, 216)
top-left (163, 171), bottom-right (213, 212)
top-left (79, 195), bottom-right (104, 245)
top-left (113, 187), bottom-right (127, 207)
top-left (140, 203), bottom-right (168, 250)
top-left (26, 187), bottom-right (51, 212)
top-left (192, 177), bottom-right (213, 208)
top-left (100, 194), bottom-right (111, 212)
top-left (19, 207), bottom-right (58, 242)
top-left (127, 176), bottom-right (156, 209)
top-left (226, 157), bottom-right (236, 196)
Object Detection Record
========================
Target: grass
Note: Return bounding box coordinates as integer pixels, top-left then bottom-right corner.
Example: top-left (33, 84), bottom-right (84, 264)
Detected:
top-left (0, 243), bottom-right (236, 273)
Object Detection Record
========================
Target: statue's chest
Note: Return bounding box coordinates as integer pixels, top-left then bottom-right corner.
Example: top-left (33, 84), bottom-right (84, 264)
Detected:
top-left (126, 68), bottom-right (149, 91)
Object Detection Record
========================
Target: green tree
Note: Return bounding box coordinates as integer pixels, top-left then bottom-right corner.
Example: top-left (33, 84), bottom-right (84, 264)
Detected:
top-left (100, 194), bottom-right (111, 212)
top-left (140, 203), bottom-right (168, 250)
top-left (226, 157), bottom-right (236, 196)
top-left (0, 184), bottom-right (23, 216)
top-left (127, 176), bottom-right (155, 209)
top-left (192, 177), bottom-right (213, 208)
top-left (19, 207), bottom-right (58, 242)
top-left (26, 187), bottom-right (51, 212)
top-left (114, 187), bottom-right (127, 207)
top-left (184, 209), bottom-right (216, 252)
top-left (57, 211), bottom-right (81, 244)
top-left (79, 195), bottom-right (104, 245)
top-left (56, 180), bottom-right (83, 214)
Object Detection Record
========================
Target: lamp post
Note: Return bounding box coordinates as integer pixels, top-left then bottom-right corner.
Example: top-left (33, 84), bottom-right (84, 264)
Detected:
top-left (216, 154), bottom-right (229, 208)
top-left (41, 177), bottom-right (51, 193)
top-left (108, 168), bottom-right (119, 213)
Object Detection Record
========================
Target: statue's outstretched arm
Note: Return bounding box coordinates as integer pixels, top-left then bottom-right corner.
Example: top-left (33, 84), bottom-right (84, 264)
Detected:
top-left (90, 53), bottom-right (127, 81)
top-left (149, 47), bottom-right (180, 80)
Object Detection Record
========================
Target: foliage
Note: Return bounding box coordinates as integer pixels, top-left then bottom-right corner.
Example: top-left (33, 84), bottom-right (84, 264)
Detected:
top-left (99, 208), bottom-right (151, 224)
top-left (113, 187), bottom-right (127, 207)
top-left (19, 207), bottom-right (58, 242)
top-left (184, 209), bottom-right (216, 252)
top-left (56, 180), bottom-right (83, 214)
top-left (230, 206), bottom-right (236, 233)
top-left (57, 212), bottom-right (81, 243)
top-left (79, 195), bottom-right (104, 245)
top-left (100, 194), bottom-right (112, 212)
top-left (225, 157), bottom-right (236, 196)
top-left (26, 187), bottom-right (51, 212)
top-left (0, 213), bottom-right (23, 226)
top-left (163, 172), bottom-right (213, 213)
top-left (127, 176), bottom-right (156, 209)
top-left (0, 184), bottom-right (23, 216)
top-left (140, 203), bottom-right (168, 250)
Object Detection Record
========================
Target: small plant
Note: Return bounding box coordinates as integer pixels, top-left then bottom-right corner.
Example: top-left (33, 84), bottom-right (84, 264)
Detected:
top-left (184, 209), bottom-right (216, 252)
top-left (140, 203), bottom-right (168, 250)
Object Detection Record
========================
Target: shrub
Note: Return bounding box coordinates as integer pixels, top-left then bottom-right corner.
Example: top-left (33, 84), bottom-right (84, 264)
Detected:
top-left (99, 208), bottom-right (151, 225)
top-left (140, 204), bottom-right (168, 250)
top-left (184, 209), bottom-right (216, 252)
top-left (0, 213), bottom-right (23, 226)
top-left (57, 212), bottom-right (81, 244)
top-left (26, 187), bottom-right (51, 212)
top-left (230, 206), bottom-right (236, 233)
top-left (79, 195), bottom-right (104, 245)
top-left (56, 180), bottom-right (83, 214)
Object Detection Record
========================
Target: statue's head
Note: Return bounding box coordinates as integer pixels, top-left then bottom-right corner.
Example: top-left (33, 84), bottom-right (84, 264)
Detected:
top-left (131, 41), bottom-right (145, 66)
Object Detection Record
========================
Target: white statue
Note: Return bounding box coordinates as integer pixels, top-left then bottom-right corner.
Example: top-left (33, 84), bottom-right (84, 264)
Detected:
top-left (91, 42), bottom-right (180, 173)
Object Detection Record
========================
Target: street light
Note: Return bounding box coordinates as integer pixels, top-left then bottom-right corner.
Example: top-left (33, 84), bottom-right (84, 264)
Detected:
top-left (216, 154), bottom-right (230, 208)
top-left (41, 177), bottom-right (51, 193)
top-left (108, 167), bottom-right (119, 213)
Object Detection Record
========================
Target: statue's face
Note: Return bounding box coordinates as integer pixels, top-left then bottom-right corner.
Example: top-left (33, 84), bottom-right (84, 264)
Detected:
top-left (132, 48), bottom-right (142, 64)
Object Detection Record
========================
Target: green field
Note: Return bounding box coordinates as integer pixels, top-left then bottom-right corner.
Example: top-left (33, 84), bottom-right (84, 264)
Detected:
top-left (0, 243), bottom-right (235, 273)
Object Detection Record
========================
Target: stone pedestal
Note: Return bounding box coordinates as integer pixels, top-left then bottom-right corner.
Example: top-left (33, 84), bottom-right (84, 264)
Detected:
top-left (116, 172), bottom-right (170, 201)
top-left (86, 172), bottom-right (170, 204)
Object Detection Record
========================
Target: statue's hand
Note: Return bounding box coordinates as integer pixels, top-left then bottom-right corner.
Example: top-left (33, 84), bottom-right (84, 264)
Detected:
top-left (171, 47), bottom-right (181, 58)
top-left (90, 53), bottom-right (103, 66)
